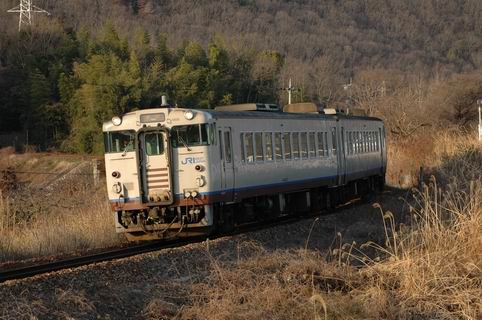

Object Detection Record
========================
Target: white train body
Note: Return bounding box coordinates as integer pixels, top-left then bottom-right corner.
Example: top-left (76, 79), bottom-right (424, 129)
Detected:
top-left (103, 103), bottom-right (387, 240)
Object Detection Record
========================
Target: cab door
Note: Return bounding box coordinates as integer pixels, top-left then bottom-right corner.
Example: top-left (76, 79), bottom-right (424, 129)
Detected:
top-left (218, 127), bottom-right (235, 202)
top-left (138, 129), bottom-right (173, 205)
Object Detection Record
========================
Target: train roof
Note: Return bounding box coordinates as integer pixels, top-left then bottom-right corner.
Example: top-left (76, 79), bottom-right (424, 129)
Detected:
top-left (203, 109), bottom-right (383, 122)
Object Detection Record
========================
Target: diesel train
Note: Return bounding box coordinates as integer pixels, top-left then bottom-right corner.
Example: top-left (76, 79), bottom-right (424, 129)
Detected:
top-left (103, 102), bottom-right (387, 241)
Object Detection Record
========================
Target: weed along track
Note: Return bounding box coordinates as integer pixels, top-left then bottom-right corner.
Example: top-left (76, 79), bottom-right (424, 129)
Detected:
top-left (0, 196), bottom-right (373, 283)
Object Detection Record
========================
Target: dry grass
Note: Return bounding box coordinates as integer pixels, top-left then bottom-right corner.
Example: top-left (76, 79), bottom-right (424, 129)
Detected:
top-left (173, 133), bottom-right (482, 320)
top-left (0, 188), bottom-right (123, 262)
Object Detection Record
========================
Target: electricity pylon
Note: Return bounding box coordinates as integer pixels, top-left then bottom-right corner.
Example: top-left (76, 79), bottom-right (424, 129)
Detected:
top-left (7, 0), bottom-right (50, 32)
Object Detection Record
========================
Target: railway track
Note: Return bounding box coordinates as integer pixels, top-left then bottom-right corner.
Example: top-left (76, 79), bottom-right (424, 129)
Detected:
top-left (0, 194), bottom-right (386, 283)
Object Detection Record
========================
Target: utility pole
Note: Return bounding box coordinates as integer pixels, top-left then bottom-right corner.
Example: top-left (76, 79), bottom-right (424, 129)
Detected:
top-left (343, 78), bottom-right (353, 107)
top-left (477, 99), bottom-right (482, 142)
top-left (281, 78), bottom-right (297, 105)
top-left (7, 0), bottom-right (50, 32)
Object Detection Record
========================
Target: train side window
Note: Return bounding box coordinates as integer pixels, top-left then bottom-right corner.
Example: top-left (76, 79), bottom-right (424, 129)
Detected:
top-left (255, 132), bottom-right (263, 162)
top-left (283, 133), bottom-right (292, 160)
top-left (218, 131), bottom-right (224, 160)
top-left (240, 133), bottom-right (245, 161)
top-left (300, 132), bottom-right (308, 159)
top-left (274, 133), bottom-right (283, 161)
top-left (224, 131), bottom-right (232, 163)
top-left (308, 132), bottom-right (316, 158)
top-left (324, 132), bottom-right (329, 156)
top-left (265, 132), bottom-right (274, 161)
top-left (245, 133), bottom-right (254, 163)
top-left (347, 132), bottom-right (352, 155)
top-left (317, 132), bottom-right (323, 157)
top-left (331, 128), bottom-right (337, 156)
top-left (370, 132), bottom-right (374, 152)
top-left (292, 132), bottom-right (300, 159)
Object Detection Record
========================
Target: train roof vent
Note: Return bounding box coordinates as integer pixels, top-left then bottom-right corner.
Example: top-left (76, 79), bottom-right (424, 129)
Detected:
top-left (283, 103), bottom-right (325, 114)
top-left (346, 108), bottom-right (367, 116)
top-left (214, 103), bottom-right (280, 112)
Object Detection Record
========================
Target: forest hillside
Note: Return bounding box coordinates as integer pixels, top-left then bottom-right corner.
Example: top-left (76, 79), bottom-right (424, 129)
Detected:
top-left (0, 0), bottom-right (481, 152)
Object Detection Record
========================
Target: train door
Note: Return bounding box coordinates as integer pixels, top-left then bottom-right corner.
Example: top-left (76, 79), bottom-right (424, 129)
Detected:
top-left (218, 127), bottom-right (235, 202)
top-left (332, 125), bottom-right (346, 186)
top-left (138, 129), bottom-right (173, 205)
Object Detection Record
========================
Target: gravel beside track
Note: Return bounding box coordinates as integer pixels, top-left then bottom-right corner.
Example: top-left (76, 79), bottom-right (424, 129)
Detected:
top-left (0, 190), bottom-right (407, 319)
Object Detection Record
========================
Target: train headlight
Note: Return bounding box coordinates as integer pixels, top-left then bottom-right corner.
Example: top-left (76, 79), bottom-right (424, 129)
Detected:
top-left (112, 116), bottom-right (122, 126)
top-left (184, 191), bottom-right (192, 198)
top-left (195, 176), bottom-right (206, 187)
top-left (184, 110), bottom-right (195, 120)
top-left (191, 191), bottom-right (199, 198)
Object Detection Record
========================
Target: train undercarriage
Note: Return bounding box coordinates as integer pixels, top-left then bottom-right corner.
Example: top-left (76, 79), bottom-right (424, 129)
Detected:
top-left (118, 175), bottom-right (385, 241)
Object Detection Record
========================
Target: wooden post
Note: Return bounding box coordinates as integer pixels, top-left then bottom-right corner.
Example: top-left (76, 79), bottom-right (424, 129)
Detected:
top-left (92, 160), bottom-right (100, 187)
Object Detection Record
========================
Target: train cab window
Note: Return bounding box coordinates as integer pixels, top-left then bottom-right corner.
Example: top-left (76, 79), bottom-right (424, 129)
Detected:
top-left (300, 132), bottom-right (308, 159)
top-left (244, 133), bottom-right (254, 162)
top-left (274, 133), bottom-right (283, 161)
top-left (283, 133), bottom-right (292, 160)
top-left (171, 124), bottom-right (211, 148)
top-left (292, 133), bottom-right (300, 159)
top-left (104, 130), bottom-right (136, 153)
top-left (309, 132), bottom-right (316, 158)
top-left (255, 132), bottom-right (263, 162)
top-left (265, 132), bottom-right (274, 161)
top-left (145, 132), bottom-right (164, 155)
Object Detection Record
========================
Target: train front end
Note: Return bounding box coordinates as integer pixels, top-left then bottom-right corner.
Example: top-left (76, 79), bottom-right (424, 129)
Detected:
top-left (103, 108), bottom-right (215, 241)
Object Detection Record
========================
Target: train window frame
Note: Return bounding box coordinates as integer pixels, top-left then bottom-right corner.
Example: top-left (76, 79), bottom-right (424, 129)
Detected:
top-left (274, 132), bottom-right (283, 161)
top-left (224, 131), bottom-right (232, 163)
top-left (104, 130), bottom-right (136, 154)
top-left (144, 132), bottom-right (165, 156)
top-left (283, 132), bottom-right (292, 160)
top-left (240, 133), bottom-right (245, 162)
top-left (264, 132), bottom-right (274, 162)
top-left (292, 132), bottom-right (300, 159)
top-left (300, 132), bottom-right (308, 159)
top-left (308, 132), bottom-right (316, 158)
top-left (245, 132), bottom-right (255, 163)
top-left (171, 124), bottom-right (211, 148)
top-left (331, 128), bottom-right (337, 156)
top-left (255, 132), bottom-right (264, 162)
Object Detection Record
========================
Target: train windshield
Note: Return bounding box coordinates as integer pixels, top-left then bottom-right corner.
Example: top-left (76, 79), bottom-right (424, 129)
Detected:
top-left (104, 130), bottom-right (136, 153)
top-left (171, 124), bottom-right (212, 148)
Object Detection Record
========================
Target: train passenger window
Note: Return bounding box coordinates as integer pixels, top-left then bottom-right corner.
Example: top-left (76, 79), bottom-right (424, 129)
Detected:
top-left (265, 132), bottom-right (273, 161)
top-left (240, 133), bottom-right (245, 161)
top-left (308, 132), bottom-right (316, 158)
top-left (347, 132), bottom-right (351, 155)
top-left (245, 133), bottom-right (254, 162)
top-left (145, 133), bottom-right (164, 155)
top-left (224, 131), bottom-right (232, 163)
top-left (219, 131), bottom-right (224, 160)
top-left (300, 132), bottom-right (308, 159)
top-left (275, 133), bottom-right (283, 161)
top-left (283, 133), bottom-right (292, 160)
top-left (171, 124), bottom-right (211, 148)
top-left (324, 132), bottom-right (329, 156)
top-left (331, 128), bottom-right (337, 156)
top-left (255, 132), bottom-right (263, 162)
top-left (104, 130), bottom-right (136, 153)
top-left (317, 132), bottom-right (323, 157)
top-left (292, 133), bottom-right (300, 159)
